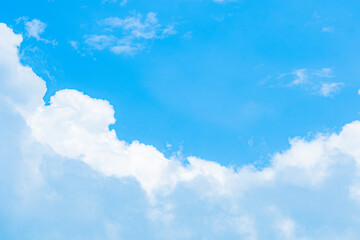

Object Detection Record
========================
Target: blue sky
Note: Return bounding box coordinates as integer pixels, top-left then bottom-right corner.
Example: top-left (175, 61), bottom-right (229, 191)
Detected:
top-left (1, 0), bottom-right (360, 239)
top-left (3, 0), bottom-right (360, 166)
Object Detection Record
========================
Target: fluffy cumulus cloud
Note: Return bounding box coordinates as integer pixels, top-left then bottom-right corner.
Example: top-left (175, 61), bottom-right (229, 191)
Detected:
top-left (84, 12), bottom-right (176, 55)
top-left (2, 23), bottom-right (360, 239)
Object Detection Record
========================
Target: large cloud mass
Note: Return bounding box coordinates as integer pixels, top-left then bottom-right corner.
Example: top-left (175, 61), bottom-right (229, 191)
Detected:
top-left (1, 23), bottom-right (360, 239)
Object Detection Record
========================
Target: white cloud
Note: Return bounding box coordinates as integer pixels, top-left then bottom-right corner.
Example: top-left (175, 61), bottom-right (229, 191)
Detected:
top-left (321, 26), bottom-right (334, 33)
top-left (23, 73), bottom-right (360, 200)
top-left (280, 68), bottom-right (344, 97)
top-left (289, 69), bottom-right (308, 85)
top-left (84, 34), bottom-right (116, 50)
top-left (16, 17), bottom-right (56, 45)
top-left (0, 23), bottom-right (48, 200)
top-left (0, 23), bottom-right (46, 114)
top-left (69, 40), bottom-right (79, 50)
top-left (102, 0), bottom-right (128, 6)
top-left (319, 82), bottom-right (343, 97)
top-left (110, 44), bottom-right (137, 54)
top-left (2, 23), bottom-right (360, 238)
top-left (182, 31), bottom-right (193, 40)
top-left (100, 12), bottom-right (175, 39)
top-left (84, 12), bottom-right (176, 55)
top-left (25, 19), bottom-right (46, 40)
top-left (314, 67), bottom-right (334, 78)
top-left (277, 218), bottom-right (296, 238)
top-left (248, 136), bottom-right (254, 146)
top-left (162, 25), bottom-right (177, 37)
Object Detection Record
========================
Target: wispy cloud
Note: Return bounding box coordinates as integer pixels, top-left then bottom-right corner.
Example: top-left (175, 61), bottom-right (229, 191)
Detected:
top-left (84, 12), bottom-right (176, 55)
top-left (84, 34), bottom-right (116, 50)
top-left (102, 0), bottom-right (127, 6)
top-left (314, 67), bottom-right (334, 78)
top-left (25, 19), bottom-right (46, 40)
top-left (321, 26), bottom-right (334, 33)
top-left (289, 69), bottom-right (308, 85)
top-left (278, 67), bottom-right (343, 97)
top-left (69, 40), bottom-right (79, 50)
top-left (16, 17), bottom-right (56, 45)
top-left (182, 31), bottom-right (193, 40)
top-left (320, 82), bottom-right (343, 97)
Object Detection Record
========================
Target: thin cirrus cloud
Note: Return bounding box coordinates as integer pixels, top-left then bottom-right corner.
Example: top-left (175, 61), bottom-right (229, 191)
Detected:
top-left (279, 67), bottom-right (344, 97)
top-left (16, 17), bottom-right (56, 45)
top-left (83, 12), bottom-right (176, 55)
top-left (2, 23), bottom-right (360, 239)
